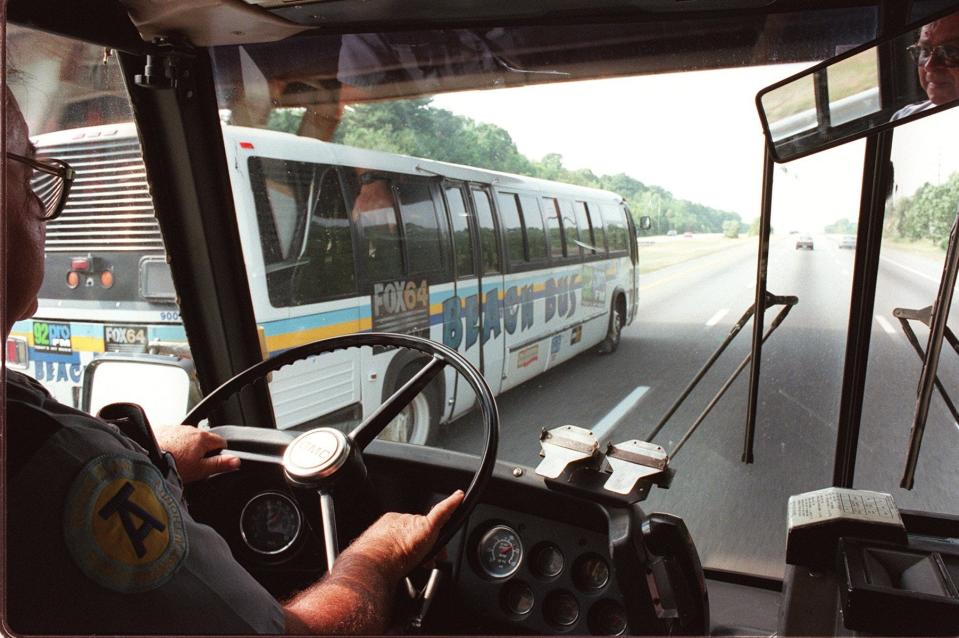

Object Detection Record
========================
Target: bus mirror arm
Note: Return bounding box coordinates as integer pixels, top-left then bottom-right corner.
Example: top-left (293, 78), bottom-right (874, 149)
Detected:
top-left (900, 207), bottom-right (959, 490)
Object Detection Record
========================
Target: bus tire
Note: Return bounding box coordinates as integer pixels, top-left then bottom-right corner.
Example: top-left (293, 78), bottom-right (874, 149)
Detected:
top-left (598, 296), bottom-right (625, 355)
top-left (379, 364), bottom-right (439, 445)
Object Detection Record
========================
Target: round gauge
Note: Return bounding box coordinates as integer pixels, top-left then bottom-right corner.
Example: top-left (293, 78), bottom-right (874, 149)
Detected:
top-left (476, 524), bottom-right (523, 579)
top-left (240, 491), bottom-right (302, 556)
top-left (573, 553), bottom-right (610, 591)
top-left (588, 599), bottom-right (628, 635)
top-left (544, 590), bottom-right (580, 627)
top-left (500, 580), bottom-right (535, 616)
top-left (530, 542), bottom-right (565, 579)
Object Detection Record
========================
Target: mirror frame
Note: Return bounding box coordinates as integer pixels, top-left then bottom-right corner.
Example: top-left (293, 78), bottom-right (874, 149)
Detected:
top-left (81, 353), bottom-right (201, 417)
top-left (756, 5), bottom-right (959, 163)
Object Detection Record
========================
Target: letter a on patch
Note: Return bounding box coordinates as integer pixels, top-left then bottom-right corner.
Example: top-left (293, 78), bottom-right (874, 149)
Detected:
top-left (64, 454), bottom-right (188, 592)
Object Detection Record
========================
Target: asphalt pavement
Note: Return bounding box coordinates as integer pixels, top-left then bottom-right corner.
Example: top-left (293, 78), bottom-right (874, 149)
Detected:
top-left (439, 235), bottom-right (959, 580)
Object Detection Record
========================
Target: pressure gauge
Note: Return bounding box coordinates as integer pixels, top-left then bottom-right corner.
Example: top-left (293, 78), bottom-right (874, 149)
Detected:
top-left (475, 524), bottom-right (523, 579)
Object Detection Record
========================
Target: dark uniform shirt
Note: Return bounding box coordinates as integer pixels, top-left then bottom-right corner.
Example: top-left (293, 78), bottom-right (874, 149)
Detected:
top-left (6, 370), bottom-right (286, 634)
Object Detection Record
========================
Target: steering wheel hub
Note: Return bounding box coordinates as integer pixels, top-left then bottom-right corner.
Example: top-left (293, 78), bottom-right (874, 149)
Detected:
top-left (283, 428), bottom-right (351, 485)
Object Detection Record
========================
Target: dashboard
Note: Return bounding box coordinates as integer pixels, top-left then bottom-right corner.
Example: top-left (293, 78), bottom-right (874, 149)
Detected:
top-left (185, 439), bottom-right (649, 635)
top-left (456, 503), bottom-right (629, 634)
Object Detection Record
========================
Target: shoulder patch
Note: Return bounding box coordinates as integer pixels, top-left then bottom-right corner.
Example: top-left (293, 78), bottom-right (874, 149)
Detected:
top-left (63, 453), bottom-right (189, 593)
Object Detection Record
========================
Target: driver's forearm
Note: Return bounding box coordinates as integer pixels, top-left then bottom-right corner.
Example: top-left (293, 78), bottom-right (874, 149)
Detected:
top-left (282, 547), bottom-right (398, 634)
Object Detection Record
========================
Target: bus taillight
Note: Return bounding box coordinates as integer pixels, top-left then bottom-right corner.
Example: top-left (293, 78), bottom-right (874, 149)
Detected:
top-left (5, 336), bottom-right (28, 369)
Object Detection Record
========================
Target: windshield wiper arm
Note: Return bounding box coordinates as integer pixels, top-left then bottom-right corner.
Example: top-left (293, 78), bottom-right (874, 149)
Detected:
top-left (892, 306), bottom-right (959, 426)
top-left (645, 292), bottom-right (798, 462)
top-left (900, 207), bottom-right (959, 490)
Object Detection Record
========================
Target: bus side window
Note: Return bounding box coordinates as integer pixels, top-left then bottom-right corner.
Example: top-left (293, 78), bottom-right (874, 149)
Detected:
top-left (543, 197), bottom-right (565, 259)
top-left (250, 158), bottom-right (308, 266)
top-left (351, 172), bottom-right (404, 283)
top-left (520, 194), bottom-right (547, 262)
top-left (293, 167), bottom-right (357, 303)
top-left (445, 185), bottom-right (475, 279)
top-left (396, 179), bottom-right (447, 276)
top-left (600, 203), bottom-right (629, 254)
top-left (560, 199), bottom-right (581, 259)
top-left (574, 200), bottom-right (597, 256)
top-left (497, 192), bottom-right (526, 265)
top-left (471, 188), bottom-right (500, 274)
top-left (588, 202), bottom-right (609, 255)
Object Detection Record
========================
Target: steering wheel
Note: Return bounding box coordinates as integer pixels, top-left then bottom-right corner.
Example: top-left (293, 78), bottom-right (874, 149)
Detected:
top-left (181, 332), bottom-right (499, 570)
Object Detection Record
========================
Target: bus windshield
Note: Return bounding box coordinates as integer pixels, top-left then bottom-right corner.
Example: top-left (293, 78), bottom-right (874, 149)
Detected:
top-left (7, 5), bottom-right (959, 588)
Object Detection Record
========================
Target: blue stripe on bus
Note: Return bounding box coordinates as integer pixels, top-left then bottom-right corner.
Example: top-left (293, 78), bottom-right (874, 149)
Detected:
top-left (29, 350), bottom-right (81, 364)
top-left (149, 325), bottom-right (188, 340)
top-left (260, 306), bottom-right (364, 336)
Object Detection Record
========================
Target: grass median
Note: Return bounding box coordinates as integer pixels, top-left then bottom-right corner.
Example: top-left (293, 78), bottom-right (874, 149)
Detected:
top-left (638, 235), bottom-right (755, 274)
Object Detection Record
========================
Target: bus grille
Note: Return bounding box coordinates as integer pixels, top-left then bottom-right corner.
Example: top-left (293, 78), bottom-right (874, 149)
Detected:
top-left (41, 136), bottom-right (162, 252)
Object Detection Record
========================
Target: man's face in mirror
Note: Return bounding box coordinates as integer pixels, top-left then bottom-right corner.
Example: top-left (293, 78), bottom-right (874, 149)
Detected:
top-left (917, 13), bottom-right (959, 106)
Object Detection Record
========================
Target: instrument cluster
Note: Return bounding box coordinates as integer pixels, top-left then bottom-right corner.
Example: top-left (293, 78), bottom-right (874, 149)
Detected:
top-left (463, 505), bottom-right (628, 635)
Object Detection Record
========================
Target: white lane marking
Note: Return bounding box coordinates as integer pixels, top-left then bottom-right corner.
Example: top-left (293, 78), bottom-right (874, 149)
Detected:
top-left (706, 308), bottom-right (729, 327)
top-left (880, 255), bottom-right (939, 284)
top-left (875, 315), bottom-right (896, 335)
top-left (592, 386), bottom-right (650, 442)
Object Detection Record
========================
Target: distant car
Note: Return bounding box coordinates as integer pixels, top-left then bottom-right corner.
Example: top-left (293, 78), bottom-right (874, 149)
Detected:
top-left (839, 235), bottom-right (856, 249)
top-left (795, 235), bottom-right (814, 250)
top-left (666, 229), bottom-right (677, 236)
top-left (683, 231), bottom-right (693, 238)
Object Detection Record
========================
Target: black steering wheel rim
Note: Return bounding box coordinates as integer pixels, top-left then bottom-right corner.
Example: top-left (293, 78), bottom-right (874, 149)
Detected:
top-left (182, 332), bottom-right (499, 562)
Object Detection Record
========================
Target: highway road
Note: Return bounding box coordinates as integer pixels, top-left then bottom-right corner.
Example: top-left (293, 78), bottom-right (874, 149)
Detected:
top-left (439, 234), bottom-right (959, 579)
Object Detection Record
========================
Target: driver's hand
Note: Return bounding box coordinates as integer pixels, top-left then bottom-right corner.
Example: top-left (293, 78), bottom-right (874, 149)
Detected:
top-left (343, 490), bottom-right (464, 582)
top-left (154, 425), bottom-right (241, 483)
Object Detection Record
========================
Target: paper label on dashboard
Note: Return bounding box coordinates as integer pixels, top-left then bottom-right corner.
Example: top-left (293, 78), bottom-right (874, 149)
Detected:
top-left (787, 487), bottom-right (903, 529)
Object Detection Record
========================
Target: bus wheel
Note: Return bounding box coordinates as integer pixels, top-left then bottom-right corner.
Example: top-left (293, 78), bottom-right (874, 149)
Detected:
top-left (379, 366), bottom-right (438, 445)
top-left (598, 299), bottom-right (624, 355)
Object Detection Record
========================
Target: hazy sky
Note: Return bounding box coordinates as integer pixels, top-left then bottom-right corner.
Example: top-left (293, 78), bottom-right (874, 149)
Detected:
top-left (434, 65), bottom-right (959, 230)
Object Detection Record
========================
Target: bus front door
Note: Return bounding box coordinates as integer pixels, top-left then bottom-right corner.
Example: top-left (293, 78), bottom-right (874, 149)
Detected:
top-left (442, 183), bottom-right (506, 420)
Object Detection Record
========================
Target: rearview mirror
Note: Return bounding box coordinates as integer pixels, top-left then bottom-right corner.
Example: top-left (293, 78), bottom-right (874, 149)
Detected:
top-left (82, 355), bottom-right (200, 427)
top-left (757, 8), bottom-right (959, 162)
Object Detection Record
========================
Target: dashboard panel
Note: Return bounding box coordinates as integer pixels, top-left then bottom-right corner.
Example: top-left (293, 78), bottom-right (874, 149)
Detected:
top-left (456, 503), bottom-right (628, 635)
top-left (185, 440), bottom-right (656, 635)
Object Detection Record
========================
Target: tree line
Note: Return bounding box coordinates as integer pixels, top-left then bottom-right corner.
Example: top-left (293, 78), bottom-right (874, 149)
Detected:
top-left (278, 98), bottom-right (742, 235)
top-left (885, 172), bottom-right (959, 248)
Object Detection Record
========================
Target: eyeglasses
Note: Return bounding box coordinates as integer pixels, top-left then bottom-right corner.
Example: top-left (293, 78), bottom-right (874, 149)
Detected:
top-left (6, 152), bottom-right (75, 221)
top-left (907, 42), bottom-right (959, 68)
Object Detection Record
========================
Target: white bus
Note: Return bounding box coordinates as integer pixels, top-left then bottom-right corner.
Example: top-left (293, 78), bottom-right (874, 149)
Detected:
top-left (8, 123), bottom-right (641, 443)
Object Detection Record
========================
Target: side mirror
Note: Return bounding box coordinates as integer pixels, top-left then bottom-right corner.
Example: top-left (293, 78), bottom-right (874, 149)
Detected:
top-left (757, 8), bottom-right (959, 162)
top-left (82, 354), bottom-right (200, 426)
top-left (639, 215), bottom-right (652, 231)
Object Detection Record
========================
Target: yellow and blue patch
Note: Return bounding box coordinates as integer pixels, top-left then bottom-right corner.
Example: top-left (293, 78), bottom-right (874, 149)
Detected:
top-left (63, 454), bottom-right (188, 593)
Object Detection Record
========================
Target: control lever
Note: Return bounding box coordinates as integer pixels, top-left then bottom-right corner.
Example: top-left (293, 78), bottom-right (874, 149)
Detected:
top-left (535, 425), bottom-right (603, 478)
top-left (604, 439), bottom-right (669, 495)
top-left (407, 567), bottom-right (442, 631)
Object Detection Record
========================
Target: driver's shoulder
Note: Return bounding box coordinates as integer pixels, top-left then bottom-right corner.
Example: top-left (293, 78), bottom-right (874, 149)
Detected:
top-left (7, 376), bottom-right (148, 477)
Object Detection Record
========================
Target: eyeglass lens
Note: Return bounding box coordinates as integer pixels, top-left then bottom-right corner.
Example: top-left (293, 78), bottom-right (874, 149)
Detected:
top-left (911, 44), bottom-right (959, 66)
top-left (30, 166), bottom-right (66, 219)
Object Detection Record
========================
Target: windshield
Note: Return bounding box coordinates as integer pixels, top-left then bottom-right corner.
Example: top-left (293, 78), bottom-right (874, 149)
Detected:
top-left (10, 5), bottom-right (959, 585)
